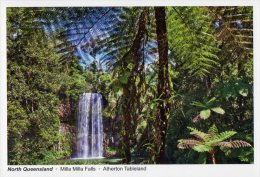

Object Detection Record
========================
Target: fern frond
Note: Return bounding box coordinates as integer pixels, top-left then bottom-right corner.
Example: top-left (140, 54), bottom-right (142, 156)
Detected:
top-left (193, 144), bottom-right (213, 152)
top-left (209, 6), bottom-right (253, 61)
top-left (187, 127), bottom-right (211, 141)
top-left (177, 139), bottom-right (202, 149)
top-left (208, 124), bottom-right (218, 136)
top-left (216, 141), bottom-right (233, 148)
top-left (206, 131), bottom-right (237, 146)
top-left (217, 140), bottom-right (251, 148)
top-left (168, 7), bottom-right (220, 77)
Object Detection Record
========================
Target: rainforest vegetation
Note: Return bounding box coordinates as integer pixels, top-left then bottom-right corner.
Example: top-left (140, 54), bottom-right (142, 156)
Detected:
top-left (7, 6), bottom-right (253, 165)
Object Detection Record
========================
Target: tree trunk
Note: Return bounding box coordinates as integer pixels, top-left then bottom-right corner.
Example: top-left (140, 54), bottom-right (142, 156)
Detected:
top-left (154, 7), bottom-right (171, 163)
top-left (121, 8), bottom-right (148, 163)
top-left (122, 103), bottom-right (131, 163)
top-left (210, 151), bottom-right (216, 164)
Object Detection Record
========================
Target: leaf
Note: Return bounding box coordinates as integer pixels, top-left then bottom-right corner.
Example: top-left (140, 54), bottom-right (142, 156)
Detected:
top-left (118, 72), bottom-right (130, 84)
top-left (117, 89), bottom-right (123, 96)
top-left (191, 101), bottom-right (207, 108)
top-left (206, 97), bottom-right (217, 106)
top-left (230, 140), bottom-right (252, 148)
top-left (127, 63), bottom-right (134, 70)
top-left (239, 88), bottom-right (248, 97)
top-left (206, 131), bottom-right (237, 146)
top-left (187, 127), bottom-right (210, 141)
top-left (220, 146), bottom-right (232, 156)
top-left (238, 148), bottom-right (253, 162)
top-left (208, 124), bottom-right (218, 135)
top-left (217, 140), bottom-right (251, 148)
top-left (100, 74), bottom-right (110, 81)
top-left (211, 107), bottom-right (225, 115)
top-left (198, 153), bottom-right (207, 164)
top-left (200, 109), bottom-right (211, 119)
top-left (193, 144), bottom-right (213, 152)
top-left (216, 141), bottom-right (233, 148)
top-left (177, 139), bottom-right (202, 149)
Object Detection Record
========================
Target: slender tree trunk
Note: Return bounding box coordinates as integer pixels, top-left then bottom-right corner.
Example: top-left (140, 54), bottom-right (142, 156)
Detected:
top-left (121, 8), bottom-right (148, 163)
top-left (210, 151), bottom-right (216, 164)
top-left (154, 7), bottom-right (171, 163)
top-left (122, 99), bottom-right (131, 163)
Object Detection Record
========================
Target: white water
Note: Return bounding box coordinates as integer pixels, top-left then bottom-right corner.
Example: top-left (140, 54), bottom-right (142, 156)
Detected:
top-left (75, 93), bottom-right (103, 159)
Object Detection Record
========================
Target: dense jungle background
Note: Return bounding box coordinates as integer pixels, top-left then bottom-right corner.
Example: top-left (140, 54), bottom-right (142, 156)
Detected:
top-left (7, 6), bottom-right (253, 165)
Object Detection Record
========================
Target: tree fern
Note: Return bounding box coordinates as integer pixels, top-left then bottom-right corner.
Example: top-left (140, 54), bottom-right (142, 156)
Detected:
top-left (167, 7), bottom-right (220, 78)
top-left (209, 6), bottom-right (253, 61)
top-left (178, 125), bottom-right (251, 164)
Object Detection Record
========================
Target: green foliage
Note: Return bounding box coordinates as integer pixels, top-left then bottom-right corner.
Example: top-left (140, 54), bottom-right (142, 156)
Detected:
top-left (192, 97), bottom-right (225, 119)
top-left (187, 127), bottom-right (210, 141)
top-left (211, 107), bottom-right (225, 115)
top-left (192, 144), bottom-right (213, 153)
top-left (6, 6), bottom-right (253, 165)
top-left (118, 72), bottom-right (130, 84)
top-left (7, 25), bottom-right (62, 164)
top-left (200, 110), bottom-right (211, 119)
top-left (208, 124), bottom-right (218, 136)
top-left (206, 131), bottom-right (237, 145)
top-left (177, 125), bottom-right (252, 163)
top-left (217, 77), bottom-right (252, 99)
top-left (167, 7), bottom-right (220, 78)
top-left (7, 8), bottom-right (86, 164)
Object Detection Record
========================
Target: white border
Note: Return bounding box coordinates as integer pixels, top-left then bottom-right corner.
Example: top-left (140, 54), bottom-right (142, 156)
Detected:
top-left (1, 1), bottom-right (259, 177)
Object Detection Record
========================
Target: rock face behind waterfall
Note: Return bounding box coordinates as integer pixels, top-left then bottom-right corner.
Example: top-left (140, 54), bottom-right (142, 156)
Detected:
top-left (76, 93), bottom-right (103, 158)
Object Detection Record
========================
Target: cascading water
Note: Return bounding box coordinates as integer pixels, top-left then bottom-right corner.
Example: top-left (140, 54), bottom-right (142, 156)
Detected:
top-left (75, 93), bottom-right (103, 159)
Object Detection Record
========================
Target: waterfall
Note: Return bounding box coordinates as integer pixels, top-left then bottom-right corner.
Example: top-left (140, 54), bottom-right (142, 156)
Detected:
top-left (75, 93), bottom-right (103, 159)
